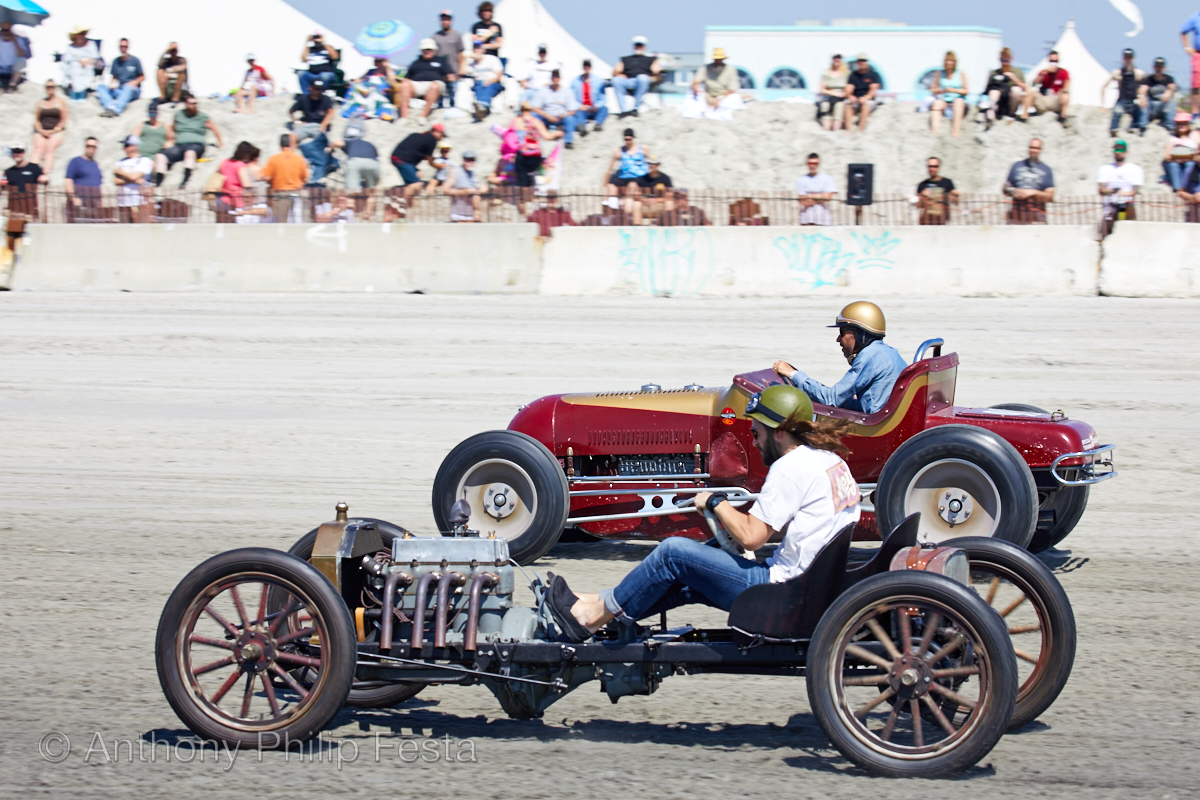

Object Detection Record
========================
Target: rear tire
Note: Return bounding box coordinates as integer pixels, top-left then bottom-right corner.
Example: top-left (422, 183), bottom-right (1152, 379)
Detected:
top-left (433, 430), bottom-right (569, 565)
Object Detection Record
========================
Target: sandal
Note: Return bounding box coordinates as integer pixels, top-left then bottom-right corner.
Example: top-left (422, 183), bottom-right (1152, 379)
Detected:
top-left (544, 572), bottom-right (591, 643)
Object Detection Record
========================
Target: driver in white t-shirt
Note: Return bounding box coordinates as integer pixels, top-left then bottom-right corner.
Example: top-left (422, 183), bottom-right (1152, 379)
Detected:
top-left (544, 385), bottom-right (861, 642)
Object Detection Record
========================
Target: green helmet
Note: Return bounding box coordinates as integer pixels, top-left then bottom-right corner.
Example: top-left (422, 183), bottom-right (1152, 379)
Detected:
top-left (745, 385), bottom-right (814, 429)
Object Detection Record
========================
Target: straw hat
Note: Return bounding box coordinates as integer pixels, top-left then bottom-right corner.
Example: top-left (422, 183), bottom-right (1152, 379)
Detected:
top-left (712, 47), bottom-right (727, 60)
top-left (68, 24), bottom-right (90, 37)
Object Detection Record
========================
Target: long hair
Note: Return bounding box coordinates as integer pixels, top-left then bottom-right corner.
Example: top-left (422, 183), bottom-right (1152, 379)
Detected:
top-left (231, 141), bottom-right (261, 163)
top-left (777, 409), bottom-right (854, 455)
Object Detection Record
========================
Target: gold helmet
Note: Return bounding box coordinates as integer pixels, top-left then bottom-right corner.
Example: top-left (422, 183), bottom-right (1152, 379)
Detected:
top-left (827, 301), bottom-right (886, 336)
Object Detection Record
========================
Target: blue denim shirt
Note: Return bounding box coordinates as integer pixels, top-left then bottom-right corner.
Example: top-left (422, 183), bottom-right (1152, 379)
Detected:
top-left (790, 339), bottom-right (908, 414)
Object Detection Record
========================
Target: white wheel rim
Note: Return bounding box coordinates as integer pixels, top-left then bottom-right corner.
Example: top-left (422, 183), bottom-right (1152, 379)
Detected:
top-left (903, 458), bottom-right (1001, 542)
top-left (454, 458), bottom-right (537, 542)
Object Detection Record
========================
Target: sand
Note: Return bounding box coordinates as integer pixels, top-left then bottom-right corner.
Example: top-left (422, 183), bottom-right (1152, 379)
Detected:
top-left (0, 292), bottom-right (1196, 798)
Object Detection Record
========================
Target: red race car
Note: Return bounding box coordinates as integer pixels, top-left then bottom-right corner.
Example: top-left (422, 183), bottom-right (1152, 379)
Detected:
top-left (433, 339), bottom-right (1116, 564)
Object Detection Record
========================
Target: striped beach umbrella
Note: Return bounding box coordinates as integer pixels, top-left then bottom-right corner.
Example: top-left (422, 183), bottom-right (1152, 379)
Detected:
top-left (354, 19), bottom-right (415, 58)
top-left (0, 0), bottom-right (50, 26)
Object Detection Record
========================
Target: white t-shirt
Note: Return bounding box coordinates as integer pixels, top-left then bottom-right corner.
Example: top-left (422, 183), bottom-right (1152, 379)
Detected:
top-left (521, 58), bottom-right (562, 90)
top-left (749, 445), bottom-right (861, 582)
top-left (115, 156), bottom-right (153, 206)
top-left (468, 54), bottom-right (503, 84)
top-left (1096, 161), bottom-right (1144, 207)
top-left (795, 172), bottom-right (837, 225)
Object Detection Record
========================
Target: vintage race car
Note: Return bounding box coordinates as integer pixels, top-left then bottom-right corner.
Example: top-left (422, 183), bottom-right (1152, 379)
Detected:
top-left (433, 339), bottom-right (1116, 565)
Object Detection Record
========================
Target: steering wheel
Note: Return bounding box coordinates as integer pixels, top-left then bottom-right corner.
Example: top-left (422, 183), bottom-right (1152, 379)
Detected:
top-left (702, 507), bottom-right (745, 558)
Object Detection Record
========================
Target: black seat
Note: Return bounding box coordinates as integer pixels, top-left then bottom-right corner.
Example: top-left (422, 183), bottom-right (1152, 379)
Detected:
top-left (727, 522), bottom-right (856, 643)
top-left (840, 513), bottom-right (921, 593)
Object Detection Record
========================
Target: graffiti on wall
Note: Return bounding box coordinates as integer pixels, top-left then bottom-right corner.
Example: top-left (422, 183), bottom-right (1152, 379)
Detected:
top-left (617, 227), bottom-right (715, 296)
top-left (772, 230), bottom-right (902, 288)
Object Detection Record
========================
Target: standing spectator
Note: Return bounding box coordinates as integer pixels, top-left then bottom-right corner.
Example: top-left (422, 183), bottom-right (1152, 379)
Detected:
top-left (612, 36), bottom-right (660, 118)
top-left (794, 153), bottom-right (837, 225)
top-left (1164, 113), bottom-right (1199, 191)
top-left (916, 157), bottom-right (959, 225)
top-left (448, 150), bottom-right (482, 222)
top-left (391, 123), bottom-right (446, 199)
top-left (299, 32), bottom-right (338, 95)
top-left (334, 124), bottom-right (380, 201)
top-left (815, 55), bottom-right (849, 131)
top-left (844, 54), bottom-right (881, 133)
top-left (4, 143), bottom-right (44, 231)
top-left (507, 102), bottom-right (560, 191)
top-left (518, 44), bottom-right (561, 104)
top-left (572, 60), bottom-right (609, 134)
top-left (930, 51), bottom-right (969, 138)
top-left (533, 70), bottom-right (579, 148)
top-left (1142, 58), bottom-right (1178, 130)
top-left (432, 9), bottom-right (467, 108)
top-left (289, 79), bottom-right (335, 141)
top-left (691, 47), bottom-right (739, 111)
top-left (62, 26), bottom-right (98, 101)
top-left (603, 128), bottom-right (650, 194)
top-left (234, 54), bottom-right (273, 114)
top-left (97, 38), bottom-right (144, 117)
top-left (1103, 48), bottom-right (1146, 137)
top-left (156, 42), bottom-right (189, 105)
top-left (471, 3), bottom-right (503, 62)
top-left (527, 190), bottom-right (575, 235)
top-left (0, 22), bottom-right (31, 92)
top-left (657, 188), bottom-right (710, 226)
top-left (984, 48), bottom-right (1028, 128)
top-left (114, 135), bottom-right (153, 223)
top-left (399, 40), bottom-right (456, 120)
top-left (30, 80), bottom-right (68, 176)
top-left (1003, 138), bottom-right (1055, 224)
top-left (132, 105), bottom-right (167, 161)
top-left (154, 96), bottom-right (224, 188)
top-left (63, 137), bottom-right (102, 215)
top-left (1097, 139), bottom-right (1142, 235)
top-left (466, 42), bottom-right (504, 121)
top-left (261, 133), bottom-right (309, 222)
top-left (1181, 10), bottom-right (1200, 116)
top-left (1026, 51), bottom-right (1070, 125)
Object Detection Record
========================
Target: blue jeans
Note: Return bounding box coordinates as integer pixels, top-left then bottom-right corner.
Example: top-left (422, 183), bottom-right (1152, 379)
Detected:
top-left (601, 537), bottom-right (770, 621)
top-left (299, 71), bottom-right (336, 93)
top-left (1110, 99), bottom-right (1146, 131)
top-left (535, 111), bottom-right (577, 143)
top-left (1165, 160), bottom-right (1196, 191)
top-left (612, 74), bottom-right (652, 112)
top-left (473, 81), bottom-right (503, 107)
top-left (1148, 98), bottom-right (1177, 128)
top-left (299, 132), bottom-right (337, 183)
top-left (97, 83), bottom-right (141, 114)
top-left (575, 105), bottom-right (609, 128)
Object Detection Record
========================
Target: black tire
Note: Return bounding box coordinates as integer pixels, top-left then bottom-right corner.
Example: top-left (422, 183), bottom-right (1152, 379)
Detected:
top-left (288, 521), bottom-right (424, 709)
top-left (877, 424), bottom-right (1038, 549)
top-left (807, 571), bottom-right (1017, 778)
top-left (155, 548), bottom-right (355, 748)
top-left (433, 430), bottom-right (569, 565)
top-left (953, 537), bottom-right (1076, 730)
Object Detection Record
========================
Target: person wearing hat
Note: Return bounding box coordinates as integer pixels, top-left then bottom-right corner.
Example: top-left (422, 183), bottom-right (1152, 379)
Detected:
top-left (1142, 58), bottom-right (1178, 129)
top-left (299, 31), bottom-right (338, 95)
top-left (1027, 50), bottom-right (1070, 125)
top-left (4, 143), bottom-right (42, 248)
top-left (603, 127), bottom-right (650, 193)
top-left (447, 150), bottom-right (482, 222)
top-left (532, 69), bottom-right (580, 147)
top-left (0, 21), bottom-right (31, 92)
top-left (518, 43), bottom-right (561, 105)
top-left (332, 123), bottom-right (380, 213)
top-left (114, 135), bottom-right (153, 223)
top-left (400, 38), bottom-right (457, 119)
top-left (1103, 48), bottom-right (1147, 136)
top-left (466, 41), bottom-right (503, 121)
top-left (432, 9), bottom-right (467, 108)
top-left (844, 54), bottom-right (881, 133)
top-left (571, 59), bottom-right (608, 134)
top-left (692, 47), bottom-right (739, 109)
top-left (97, 38), bottom-right (144, 118)
top-left (235, 54), bottom-right (274, 114)
top-left (541, 384), bottom-right (861, 644)
top-left (62, 25), bottom-right (99, 101)
top-left (288, 77), bottom-right (335, 141)
top-left (638, 155), bottom-right (672, 193)
top-left (1164, 112), bottom-right (1199, 191)
top-left (1097, 139), bottom-right (1143, 235)
top-left (612, 36), bottom-right (660, 118)
top-left (132, 104), bottom-right (167, 160)
top-left (772, 302), bottom-right (908, 415)
top-left (391, 123), bottom-right (446, 198)
top-left (156, 42), bottom-right (189, 105)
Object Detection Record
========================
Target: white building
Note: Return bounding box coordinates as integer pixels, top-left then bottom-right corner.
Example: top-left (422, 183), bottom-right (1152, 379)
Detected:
top-left (704, 20), bottom-right (1004, 102)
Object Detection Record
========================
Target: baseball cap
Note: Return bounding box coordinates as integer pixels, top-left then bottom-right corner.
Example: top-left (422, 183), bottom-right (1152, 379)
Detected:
top-left (1123, 48), bottom-right (1134, 57)
top-left (9, 141), bottom-right (25, 152)
top-left (311, 78), bottom-right (326, 89)
top-left (246, 52), bottom-right (255, 60)
top-left (1113, 139), bottom-right (1127, 151)
top-left (1155, 57), bottom-right (1167, 66)
top-left (632, 35), bottom-right (647, 46)
top-left (537, 43), bottom-right (547, 52)
top-left (856, 52), bottom-right (869, 61)
top-left (439, 140), bottom-right (453, 149)
top-left (647, 155), bottom-right (661, 164)
top-left (463, 150), bottom-right (476, 160)
top-left (419, 38), bottom-right (437, 50)
top-left (623, 127), bottom-right (635, 137)
top-left (431, 122), bottom-right (446, 133)
top-left (440, 8), bottom-right (453, 16)
top-left (121, 134), bottom-right (141, 146)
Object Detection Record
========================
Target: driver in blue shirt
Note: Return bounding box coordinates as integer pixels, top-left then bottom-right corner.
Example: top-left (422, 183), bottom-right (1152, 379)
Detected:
top-left (772, 301), bottom-right (908, 414)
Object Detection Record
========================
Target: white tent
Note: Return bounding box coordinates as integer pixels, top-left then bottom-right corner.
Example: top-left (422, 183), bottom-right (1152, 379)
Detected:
top-left (493, 0), bottom-right (611, 78)
top-left (21, 0), bottom-right (370, 96)
top-left (1029, 21), bottom-right (1117, 108)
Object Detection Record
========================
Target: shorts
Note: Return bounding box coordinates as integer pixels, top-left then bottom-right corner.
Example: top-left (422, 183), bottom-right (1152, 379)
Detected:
top-left (407, 80), bottom-right (444, 95)
top-left (609, 174), bottom-right (643, 188)
top-left (393, 160), bottom-right (421, 185)
top-left (1193, 52), bottom-right (1200, 91)
top-left (1033, 92), bottom-right (1065, 114)
top-left (160, 142), bottom-right (205, 166)
top-left (816, 94), bottom-right (844, 117)
top-left (345, 157), bottom-right (380, 190)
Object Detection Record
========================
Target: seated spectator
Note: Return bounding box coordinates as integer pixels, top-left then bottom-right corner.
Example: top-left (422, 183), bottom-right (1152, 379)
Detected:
top-left (657, 188), bottom-right (710, 226)
top-left (795, 153), bottom-right (836, 225)
top-left (1103, 48), bottom-right (1146, 137)
top-left (156, 42), bottom-right (188, 104)
top-left (62, 26), bottom-right (98, 101)
top-left (983, 48), bottom-right (1028, 128)
top-left (4, 143), bottom-right (45, 226)
top-left (359, 58), bottom-right (397, 100)
top-left (533, 70), bottom-right (580, 147)
top-left (1026, 51), bottom-right (1070, 125)
top-left (916, 157), bottom-right (958, 225)
top-left (1003, 138), bottom-right (1055, 224)
top-left (604, 128), bottom-right (650, 194)
top-left (315, 190), bottom-right (356, 223)
top-left (930, 51), bottom-right (969, 138)
top-left (518, 44), bottom-right (561, 104)
top-left (844, 55), bottom-right (881, 133)
top-left (571, 60), bottom-right (608, 134)
top-left (235, 54), bottom-right (273, 114)
top-left (584, 195), bottom-right (634, 226)
top-left (0, 22), bottom-right (31, 92)
top-left (64, 137), bottom-right (102, 216)
top-left (341, 73), bottom-right (397, 121)
top-left (214, 141), bottom-right (261, 221)
top-left (98, 38), bottom-right (144, 117)
top-left (333, 121), bottom-right (379, 219)
top-left (528, 190), bottom-right (576, 235)
top-left (466, 42), bottom-right (503, 122)
top-left (471, 3), bottom-right (504, 62)
top-left (729, 196), bottom-right (766, 226)
top-left (299, 32), bottom-right (338, 95)
top-left (638, 163), bottom-right (672, 223)
top-left (432, 10), bottom-right (467, 109)
top-left (816, 55), bottom-right (849, 131)
top-left (155, 96), bottom-right (223, 188)
top-left (288, 79), bottom-right (335, 141)
top-left (1164, 113), bottom-right (1198, 191)
top-left (639, 157), bottom-right (672, 193)
top-left (391, 123), bottom-right (445, 199)
top-left (399, 39), bottom-right (456, 120)
top-left (1175, 153), bottom-right (1200, 222)
top-left (447, 150), bottom-right (482, 222)
top-left (133, 105), bottom-right (167, 160)
top-left (1142, 57), bottom-right (1178, 129)
top-left (114, 135), bottom-right (153, 223)
top-left (31, 80), bottom-right (68, 176)
top-left (1097, 139), bottom-right (1142, 235)
top-left (261, 133), bottom-right (309, 222)
top-left (684, 47), bottom-right (743, 120)
top-left (612, 36), bottom-right (660, 118)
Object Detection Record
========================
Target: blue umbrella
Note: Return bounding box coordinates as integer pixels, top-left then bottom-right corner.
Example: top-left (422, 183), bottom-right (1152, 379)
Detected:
top-left (354, 20), bottom-right (415, 58)
top-left (0, 0), bottom-right (49, 26)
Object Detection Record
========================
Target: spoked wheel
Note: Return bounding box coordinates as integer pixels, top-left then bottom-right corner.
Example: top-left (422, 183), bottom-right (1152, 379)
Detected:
top-left (808, 571), bottom-right (1016, 778)
top-left (156, 548), bottom-right (355, 748)
top-left (953, 537), bottom-right (1077, 729)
